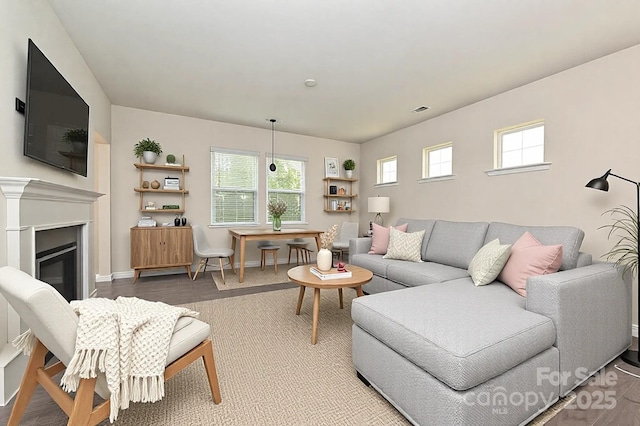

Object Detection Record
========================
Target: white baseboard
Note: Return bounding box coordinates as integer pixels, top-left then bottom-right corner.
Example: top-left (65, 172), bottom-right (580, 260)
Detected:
top-left (108, 260), bottom-right (277, 282)
top-left (95, 273), bottom-right (113, 282)
top-left (633, 324), bottom-right (638, 338)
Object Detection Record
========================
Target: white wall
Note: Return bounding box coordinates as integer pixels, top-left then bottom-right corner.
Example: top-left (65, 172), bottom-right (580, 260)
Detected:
top-left (358, 44), bottom-right (640, 327)
top-left (0, 0), bottom-right (112, 404)
top-left (110, 106), bottom-right (360, 275)
top-left (0, 1), bottom-right (112, 274)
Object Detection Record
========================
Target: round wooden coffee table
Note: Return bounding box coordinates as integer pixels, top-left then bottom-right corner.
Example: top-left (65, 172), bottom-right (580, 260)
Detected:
top-left (287, 264), bottom-right (373, 344)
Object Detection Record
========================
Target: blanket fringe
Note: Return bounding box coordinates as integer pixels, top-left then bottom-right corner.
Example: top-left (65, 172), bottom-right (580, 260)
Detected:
top-left (12, 329), bottom-right (35, 355)
top-left (125, 375), bottom-right (165, 405)
top-left (61, 348), bottom-right (108, 392)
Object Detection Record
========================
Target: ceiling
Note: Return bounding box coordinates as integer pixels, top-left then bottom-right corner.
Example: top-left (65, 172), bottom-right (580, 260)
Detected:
top-left (47, 0), bottom-right (640, 143)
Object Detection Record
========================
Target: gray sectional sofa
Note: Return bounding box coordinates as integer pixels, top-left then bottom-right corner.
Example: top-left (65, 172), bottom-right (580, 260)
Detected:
top-left (349, 218), bottom-right (631, 426)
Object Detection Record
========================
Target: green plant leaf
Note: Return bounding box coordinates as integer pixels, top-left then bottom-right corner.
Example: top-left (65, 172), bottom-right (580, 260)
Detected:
top-left (599, 205), bottom-right (638, 277)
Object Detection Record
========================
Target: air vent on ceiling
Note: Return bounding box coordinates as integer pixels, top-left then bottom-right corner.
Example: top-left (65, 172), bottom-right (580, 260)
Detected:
top-left (411, 105), bottom-right (431, 113)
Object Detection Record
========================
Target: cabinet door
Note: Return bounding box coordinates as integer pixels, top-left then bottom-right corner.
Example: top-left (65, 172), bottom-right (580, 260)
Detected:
top-left (130, 228), bottom-right (165, 268)
top-left (163, 227), bottom-right (194, 265)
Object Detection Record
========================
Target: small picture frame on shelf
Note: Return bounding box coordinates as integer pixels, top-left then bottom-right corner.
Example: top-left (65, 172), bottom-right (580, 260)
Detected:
top-left (329, 185), bottom-right (337, 194)
top-left (163, 177), bottom-right (180, 190)
top-left (325, 157), bottom-right (339, 178)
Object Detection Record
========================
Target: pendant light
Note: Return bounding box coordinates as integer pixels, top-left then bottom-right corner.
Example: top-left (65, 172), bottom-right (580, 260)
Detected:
top-left (269, 119), bottom-right (277, 171)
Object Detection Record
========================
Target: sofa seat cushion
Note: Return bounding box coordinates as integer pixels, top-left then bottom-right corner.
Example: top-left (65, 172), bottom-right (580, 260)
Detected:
top-left (351, 278), bottom-right (556, 390)
top-left (350, 253), bottom-right (391, 277)
top-left (386, 262), bottom-right (469, 286)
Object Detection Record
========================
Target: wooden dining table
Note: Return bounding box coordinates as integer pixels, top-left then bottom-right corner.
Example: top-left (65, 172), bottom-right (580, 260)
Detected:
top-left (228, 228), bottom-right (323, 283)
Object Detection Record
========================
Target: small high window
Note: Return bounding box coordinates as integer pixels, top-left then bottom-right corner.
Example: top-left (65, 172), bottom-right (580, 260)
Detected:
top-left (422, 143), bottom-right (453, 178)
top-left (377, 156), bottom-right (397, 184)
top-left (495, 121), bottom-right (544, 169)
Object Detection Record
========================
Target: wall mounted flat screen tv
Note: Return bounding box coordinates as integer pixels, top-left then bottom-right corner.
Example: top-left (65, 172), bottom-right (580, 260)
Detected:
top-left (23, 39), bottom-right (89, 177)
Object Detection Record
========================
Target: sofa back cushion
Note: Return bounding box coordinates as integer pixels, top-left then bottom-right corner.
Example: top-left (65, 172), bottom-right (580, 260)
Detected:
top-left (396, 218), bottom-right (436, 260)
top-left (424, 220), bottom-right (489, 269)
top-left (485, 222), bottom-right (585, 270)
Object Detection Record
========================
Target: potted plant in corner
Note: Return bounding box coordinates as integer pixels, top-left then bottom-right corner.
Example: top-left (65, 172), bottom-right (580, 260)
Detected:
top-left (600, 205), bottom-right (638, 276)
top-left (133, 138), bottom-right (163, 164)
top-left (343, 159), bottom-right (356, 178)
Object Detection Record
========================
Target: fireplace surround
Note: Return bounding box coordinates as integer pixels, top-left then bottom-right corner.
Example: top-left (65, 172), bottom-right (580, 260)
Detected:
top-left (0, 177), bottom-right (101, 404)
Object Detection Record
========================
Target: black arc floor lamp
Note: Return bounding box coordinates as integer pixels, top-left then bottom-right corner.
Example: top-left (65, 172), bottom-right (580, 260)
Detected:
top-left (586, 169), bottom-right (640, 368)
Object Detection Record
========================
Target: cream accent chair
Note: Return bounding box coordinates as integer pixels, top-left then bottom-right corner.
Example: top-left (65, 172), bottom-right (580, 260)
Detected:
top-left (331, 222), bottom-right (359, 261)
top-left (192, 224), bottom-right (235, 283)
top-left (0, 266), bottom-right (221, 426)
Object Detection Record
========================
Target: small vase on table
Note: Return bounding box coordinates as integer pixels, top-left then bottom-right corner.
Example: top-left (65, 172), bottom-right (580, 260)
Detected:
top-left (316, 248), bottom-right (333, 271)
top-left (272, 216), bottom-right (282, 231)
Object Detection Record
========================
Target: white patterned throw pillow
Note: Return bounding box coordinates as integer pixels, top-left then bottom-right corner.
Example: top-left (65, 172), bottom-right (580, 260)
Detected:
top-left (383, 227), bottom-right (425, 262)
top-left (468, 238), bottom-right (512, 286)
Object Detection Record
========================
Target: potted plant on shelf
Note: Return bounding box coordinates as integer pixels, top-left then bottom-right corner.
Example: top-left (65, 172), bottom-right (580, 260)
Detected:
top-left (343, 159), bottom-right (356, 178)
top-left (133, 138), bottom-right (163, 164)
top-left (268, 200), bottom-right (287, 231)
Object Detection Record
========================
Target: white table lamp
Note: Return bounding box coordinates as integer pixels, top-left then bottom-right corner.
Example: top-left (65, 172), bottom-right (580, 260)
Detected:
top-left (368, 196), bottom-right (390, 226)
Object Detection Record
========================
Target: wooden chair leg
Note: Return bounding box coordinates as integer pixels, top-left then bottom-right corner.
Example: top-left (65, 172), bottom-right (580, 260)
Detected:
top-left (193, 258), bottom-right (209, 281)
top-left (288, 246), bottom-right (293, 265)
top-left (228, 257), bottom-right (236, 274)
top-left (260, 250), bottom-right (266, 270)
top-left (68, 377), bottom-right (98, 426)
top-left (218, 257), bottom-right (226, 284)
top-left (272, 250), bottom-right (278, 273)
top-left (7, 339), bottom-right (48, 426)
top-left (201, 340), bottom-right (222, 404)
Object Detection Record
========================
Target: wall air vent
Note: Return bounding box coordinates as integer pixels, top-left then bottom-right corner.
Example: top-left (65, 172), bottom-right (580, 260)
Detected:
top-left (411, 105), bottom-right (431, 113)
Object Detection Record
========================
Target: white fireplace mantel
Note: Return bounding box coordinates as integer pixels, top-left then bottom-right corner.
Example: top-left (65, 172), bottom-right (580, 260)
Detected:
top-left (0, 177), bottom-right (102, 203)
top-left (0, 177), bottom-right (102, 405)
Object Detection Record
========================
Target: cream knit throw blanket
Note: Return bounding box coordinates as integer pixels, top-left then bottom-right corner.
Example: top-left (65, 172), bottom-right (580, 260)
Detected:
top-left (14, 297), bottom-right (199, 423)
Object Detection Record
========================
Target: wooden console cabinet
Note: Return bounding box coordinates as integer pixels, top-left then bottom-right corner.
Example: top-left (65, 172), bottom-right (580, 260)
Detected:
top-left (130, 226), bottom-right (193, 283)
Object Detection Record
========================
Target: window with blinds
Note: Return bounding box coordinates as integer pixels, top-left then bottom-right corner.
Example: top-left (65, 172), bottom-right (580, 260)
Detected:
top-left (211, 148), bottom-right (259, 225)
top-left (267, 156), bottom-right (306, 223)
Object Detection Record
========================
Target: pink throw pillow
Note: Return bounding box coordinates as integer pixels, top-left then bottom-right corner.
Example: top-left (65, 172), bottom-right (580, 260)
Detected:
top-left (498, 231), bottom-right (563, 297)
top-left (369, 223), bottom-right (408, 254)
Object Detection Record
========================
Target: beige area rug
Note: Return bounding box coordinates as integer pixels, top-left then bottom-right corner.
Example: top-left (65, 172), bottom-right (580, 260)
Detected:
top-left (528, 393), bottom-right (576, 425)
top-left (211, 265), bottom-right (296, 291)
top-left (105, 288), bottom-right (572, 425)
top-left (109, 287), bottom-right (409, 425)
top-left (527, 393), bottom-right (576, 426)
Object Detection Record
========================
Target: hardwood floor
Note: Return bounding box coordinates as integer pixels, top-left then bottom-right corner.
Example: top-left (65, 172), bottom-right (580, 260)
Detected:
top-left (0, 272), bottom-right (639, 425)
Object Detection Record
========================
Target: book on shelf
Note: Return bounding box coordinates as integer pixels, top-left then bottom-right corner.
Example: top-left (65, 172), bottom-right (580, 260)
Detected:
top-left (309, 267), bottom-right (352, 280)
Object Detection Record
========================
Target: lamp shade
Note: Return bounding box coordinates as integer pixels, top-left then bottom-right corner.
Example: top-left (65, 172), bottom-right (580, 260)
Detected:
top-left (368, 196), bottom-right (390, 213)
top-left (585, 169), bottom-right (611, 192)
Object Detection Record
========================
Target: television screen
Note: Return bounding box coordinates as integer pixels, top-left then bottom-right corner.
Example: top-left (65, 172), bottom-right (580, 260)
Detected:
top-left (23, 39), bottom-right (89, 177)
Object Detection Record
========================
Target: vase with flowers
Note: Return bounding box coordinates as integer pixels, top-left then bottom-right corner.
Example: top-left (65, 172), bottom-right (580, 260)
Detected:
top-left (268, 200), bottom-right (287, 231)
top-left (317, 224), bottom-right (338, 271)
